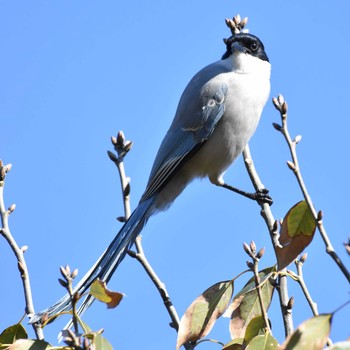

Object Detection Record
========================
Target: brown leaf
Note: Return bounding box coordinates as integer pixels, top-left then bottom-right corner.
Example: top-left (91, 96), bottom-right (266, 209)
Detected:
top-left (228, 276), bottom-right (274, 339)
top-left (276, 200), bottom-right (316, 270)
top-left (90, 279), bottom-right (124, 309)
top-left (176, 280), bottom-right (234, 349)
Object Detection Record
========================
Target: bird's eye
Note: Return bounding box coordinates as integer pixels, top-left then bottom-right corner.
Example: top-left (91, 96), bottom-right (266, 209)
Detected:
top-left (250, 42), bottom-right (258, 51)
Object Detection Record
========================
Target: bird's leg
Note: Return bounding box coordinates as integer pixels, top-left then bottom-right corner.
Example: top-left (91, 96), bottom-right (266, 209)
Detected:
top-left (220, 183), bottom-right (273, 205)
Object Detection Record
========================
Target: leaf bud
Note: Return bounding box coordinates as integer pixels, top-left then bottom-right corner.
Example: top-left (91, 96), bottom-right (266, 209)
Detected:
top-left (225, 18), bottom-right (232, 28)
top-left (287, 296), bottom-right (295, 309)
top-left (21, 245), bottom-right (28, 252)
top-left (300, 252), bottom-right (308, 263)
top-left (71, 268), bottom-right (79, 279)
top-left (256, 247), bottom-right (265, 259)
top-left (60, 266), bottom-right (68, 279)
top-left (107, 150), bottom-right (118, 163)
top-left (277, 94), bottom-right (285, 105)
top-left (317, 210), bottom-right (323, 221)
top-left (249, 240), bottom-right (256, 254)
top-left (117, 216), bottom-right (126, 222)
top-left (286, 160), bottom-right (296, 171)
top-left (111, 136), bottom-right (117, 145)
top-left (272, 97), bottom-right (280, 110)
top-left (124, 140), bottom-right (133, 153)
top-left (246, 260), bottom-right (254, 270)
top-left (117, 131), bottom-right (125, 146)
top-left (6, 164), bottom-right (13, 173)
top-left (243, 242), bottom-right (251, 255)
top-left (281, 101), bottom-right (288, 115)
top-left (124, 183), bottom-right (131, 197)
top-left (8, 203), bottom-right (16, 213)
top-left (294, 135), bottom-right (302, 144)
top-left (272, 122), bottom-right (282, 131)
top-left (233, 14), bottom-right (241, 25)
top-left (241, 17), bottom-right (248, 27)
top-left (58, 278), bottom-right (68, 288)
top-left (127, 250), bottom-right (137, 258)
top-left (65, 265), bottom-right (71, 275)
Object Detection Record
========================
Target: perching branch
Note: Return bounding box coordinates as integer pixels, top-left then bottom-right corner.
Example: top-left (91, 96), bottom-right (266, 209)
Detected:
top-left (0, 161), bottom-right (44, 340)
top-left (272, 94), bottom-right (350, 283)
top-left (108, 132), bottom-right (189, 346)
top-left (242, 146), bottom-right (294, 336)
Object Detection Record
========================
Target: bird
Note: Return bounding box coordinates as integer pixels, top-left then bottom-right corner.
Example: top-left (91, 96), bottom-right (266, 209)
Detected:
top-left (31, 31), bottom-right (271, 324)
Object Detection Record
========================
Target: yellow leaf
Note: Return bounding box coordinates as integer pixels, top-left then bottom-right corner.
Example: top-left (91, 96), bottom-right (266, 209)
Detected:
top-left (90, 279), bottom-right (124, 309)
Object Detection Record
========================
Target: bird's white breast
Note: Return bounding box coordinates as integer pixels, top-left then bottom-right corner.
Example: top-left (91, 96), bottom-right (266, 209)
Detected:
top-left (189, 54), bottom-right (271, 185)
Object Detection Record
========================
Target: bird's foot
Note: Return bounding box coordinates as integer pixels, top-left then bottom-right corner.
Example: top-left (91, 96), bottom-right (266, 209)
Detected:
top-left (220, 184), bottom-right (273, 206)
top-left (254, 188), bottom-right (273, 206)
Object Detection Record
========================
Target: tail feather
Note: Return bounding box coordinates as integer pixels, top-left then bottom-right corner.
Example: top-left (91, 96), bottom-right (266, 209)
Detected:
top-left (30, 197), bottom-right (155, 324)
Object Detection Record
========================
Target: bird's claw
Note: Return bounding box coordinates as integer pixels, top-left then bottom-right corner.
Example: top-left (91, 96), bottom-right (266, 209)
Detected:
top-left (255, 188), bottom-right (273, 205)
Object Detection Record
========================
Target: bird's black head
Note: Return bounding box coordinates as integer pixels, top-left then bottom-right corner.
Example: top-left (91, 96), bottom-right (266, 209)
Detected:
top-left (222, 33), bottom-right (269, 62)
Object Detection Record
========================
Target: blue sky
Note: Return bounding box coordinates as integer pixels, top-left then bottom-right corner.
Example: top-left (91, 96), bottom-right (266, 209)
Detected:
top-left (1, 1), bottom-right (349, 349)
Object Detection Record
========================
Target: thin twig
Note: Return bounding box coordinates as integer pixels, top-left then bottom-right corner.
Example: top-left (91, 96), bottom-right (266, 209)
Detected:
top-left (294, 256), bottom-right (318, 316)
top-left (244, 242), bottom-right (271, 333)
top-left (272, 95), bottom-right (350, 283)
top-left (242, 146), bottom-right (294, 336)
top-left (0, 161), bottom-right (44, 340)
top-left (109, 132), bottom-right (192, 348)
top-left (129, 236), bottom-right (181, 330)
top-left (293, 255), bottom-right (333, 347)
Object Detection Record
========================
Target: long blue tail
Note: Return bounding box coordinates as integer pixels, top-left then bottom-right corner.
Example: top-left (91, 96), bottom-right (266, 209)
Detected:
top-left (30, 197), bottom-right (155, 324)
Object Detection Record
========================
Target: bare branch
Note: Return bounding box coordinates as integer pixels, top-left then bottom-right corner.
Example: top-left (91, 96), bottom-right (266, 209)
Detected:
top-left (272, 95), bottom-right (350, 283)
top-left (0, 161), bottom-right (44, 340)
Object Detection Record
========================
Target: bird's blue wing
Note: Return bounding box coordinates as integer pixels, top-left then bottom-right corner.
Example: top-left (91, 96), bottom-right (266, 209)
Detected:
top-left (141, 84), bottom-right (228, 200)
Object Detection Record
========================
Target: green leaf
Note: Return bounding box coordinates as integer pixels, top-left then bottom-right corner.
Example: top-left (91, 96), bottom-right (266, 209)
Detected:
top-left (227, 274), bottom-right (275, 339)
top-left (245, 333), bottom-right (279, 350)
top-left (93, 332), bottom-right (113, 350)
top-left (244, 316), bottom-right (265, 344)
top-left (7, 340), bottom-right (50, 350)
top-left (0, 324), bottom-right (28, 344)
top-left (224, 266), bottom-right (275, 318)
top-left (222, 338), bottom-right (244, 350)
top-left (280, 314), bottom-right (332, 350)
top-left (287, 200), bottom-right (315, 237)
top-left (277, 200), bottom-right (316, 270)
top-left (176, 280), bottom-right (234, 349)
